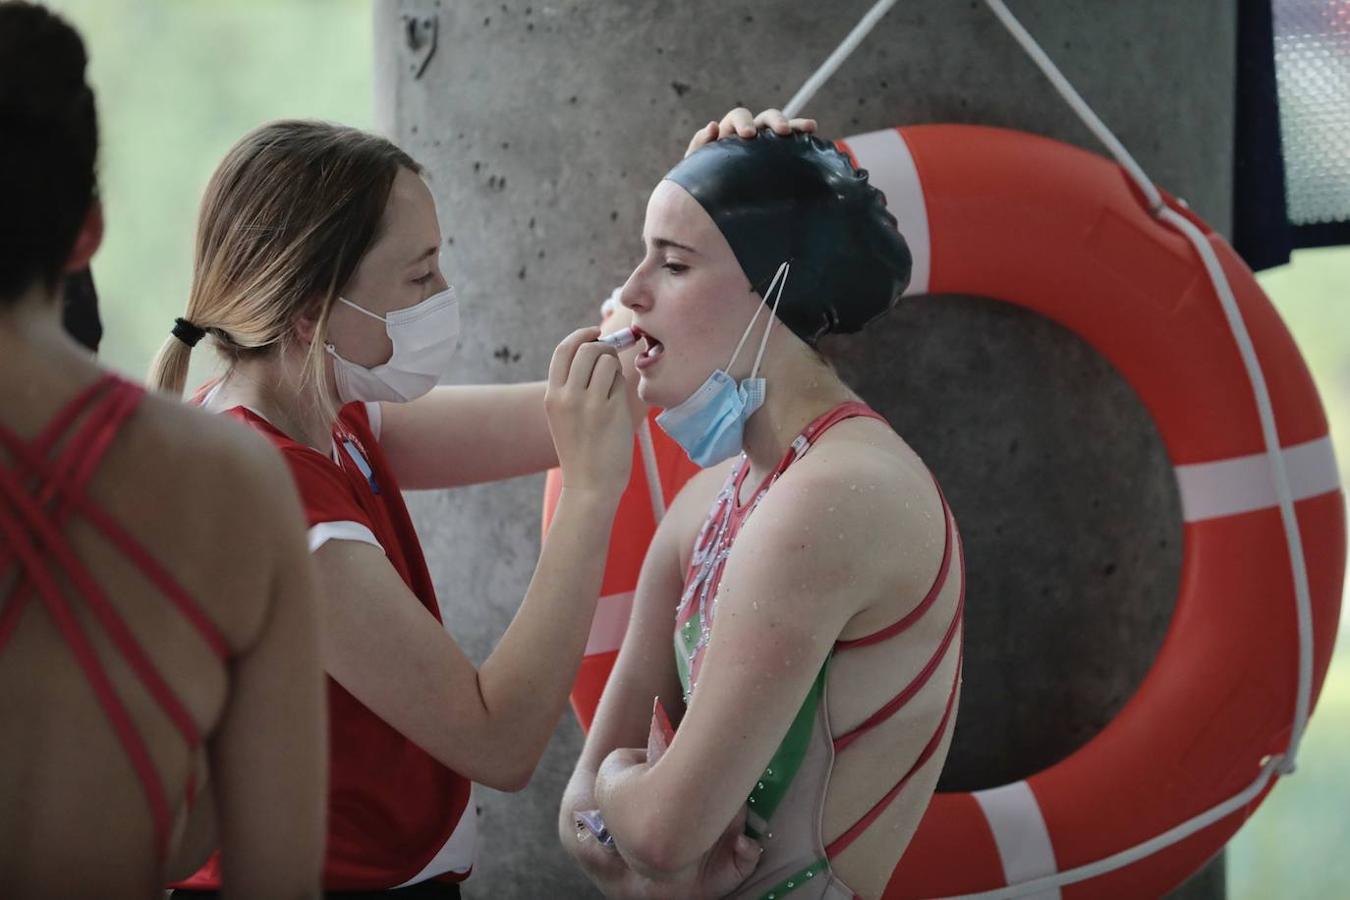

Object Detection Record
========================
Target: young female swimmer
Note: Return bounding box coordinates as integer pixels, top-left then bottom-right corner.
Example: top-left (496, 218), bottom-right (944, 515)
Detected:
top-left (0, 5), bottom-right (325, 897)
top-left (150, 122), bottom-right (634, 897)
top-left (561, 125), bottom-right (965, 900)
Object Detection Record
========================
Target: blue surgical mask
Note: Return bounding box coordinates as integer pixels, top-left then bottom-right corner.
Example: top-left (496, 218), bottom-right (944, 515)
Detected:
top-left (656, 262), bottom-right (790, 468)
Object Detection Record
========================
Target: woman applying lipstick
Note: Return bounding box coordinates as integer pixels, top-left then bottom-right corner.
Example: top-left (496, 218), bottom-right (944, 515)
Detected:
top-left (154, 121), bottom-right (635, 898)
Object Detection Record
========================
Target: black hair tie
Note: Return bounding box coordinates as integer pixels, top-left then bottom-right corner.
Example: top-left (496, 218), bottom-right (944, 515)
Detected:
top-left (171, 317), bottom-right (207, 348)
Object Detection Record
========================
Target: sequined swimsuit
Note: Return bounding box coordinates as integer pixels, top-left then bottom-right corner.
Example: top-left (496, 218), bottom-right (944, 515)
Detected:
top-left (673, 401), bottom-right (965, 900)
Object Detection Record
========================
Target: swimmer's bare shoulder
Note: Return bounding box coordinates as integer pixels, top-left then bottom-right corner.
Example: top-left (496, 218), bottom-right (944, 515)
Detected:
top-left (752, 419), bottom-right (946, 618)
top-left (115, 390), bottom-right (314, 653)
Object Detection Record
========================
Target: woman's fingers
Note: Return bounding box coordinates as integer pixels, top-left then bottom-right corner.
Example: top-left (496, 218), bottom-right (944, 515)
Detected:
top-left (687, 109), bottom-right (816, 158)
top-left (718, 107), bottom-right (757, 139)
top-left (752, 109), bottom-right (816, 136)
top-left (753, 108), bottom-right (791, 135)
top-left (685, 120), bottom-right (721, 157)
top-left (549, 327), bottom-right (602, 388)
top-left (588, 352), bottom-right (622, 397)
top-left (566, 340), bottom-right (619, 392)
top-left (546, 335), bottom-right (633, 498)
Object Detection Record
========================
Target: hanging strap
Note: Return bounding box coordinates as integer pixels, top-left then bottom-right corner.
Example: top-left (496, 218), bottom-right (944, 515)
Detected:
top-left (782, 0), bottom-right (903, 118)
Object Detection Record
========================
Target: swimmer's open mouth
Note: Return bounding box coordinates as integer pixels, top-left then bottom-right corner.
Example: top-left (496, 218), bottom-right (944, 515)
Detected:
top-left (636, 327), bottom-right (665, 363)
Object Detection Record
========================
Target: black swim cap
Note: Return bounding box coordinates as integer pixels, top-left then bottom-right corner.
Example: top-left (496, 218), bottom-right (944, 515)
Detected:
top-left (663, 130), bottom-right (911, 343)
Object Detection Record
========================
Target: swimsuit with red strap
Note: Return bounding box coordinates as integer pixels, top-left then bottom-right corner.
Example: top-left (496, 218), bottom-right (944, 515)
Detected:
top-left (0, 374), bottom-right (227, 861)
top-left (671, 401), bottom-right (965, 900)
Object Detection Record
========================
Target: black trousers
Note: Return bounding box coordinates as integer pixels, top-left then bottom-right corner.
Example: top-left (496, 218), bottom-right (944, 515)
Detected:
top-left (171, 881), bottom-right (460, 899)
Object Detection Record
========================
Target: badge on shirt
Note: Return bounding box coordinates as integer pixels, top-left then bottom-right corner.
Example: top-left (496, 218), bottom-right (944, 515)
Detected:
top-left (342, 438), bottom-right (381, 495)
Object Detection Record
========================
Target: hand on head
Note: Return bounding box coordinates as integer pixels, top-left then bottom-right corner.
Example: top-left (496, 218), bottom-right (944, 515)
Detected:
top-left (686, 107), bottom-right (818, 158)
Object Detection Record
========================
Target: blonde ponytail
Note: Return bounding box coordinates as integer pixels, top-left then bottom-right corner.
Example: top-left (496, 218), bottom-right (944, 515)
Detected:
top-left (148, 333), bottom-right (192, 396)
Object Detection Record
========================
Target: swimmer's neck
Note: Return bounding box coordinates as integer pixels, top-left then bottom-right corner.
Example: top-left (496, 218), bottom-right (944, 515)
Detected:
top-left (0, 284), bottom-right (95, 383)
top-left (0, 283), bottom-right (63, 346)
top-left (740, 346), bottom-right (856, 488)
top-left (211, 350), bottom-right (339, 455)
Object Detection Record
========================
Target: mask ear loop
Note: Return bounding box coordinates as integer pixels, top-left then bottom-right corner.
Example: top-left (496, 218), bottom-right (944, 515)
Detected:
top-left (337, 296), bottom-right (389, 323)
top-left (748, 262), bottom-right (791, 380)
top-left (327, 297), bottom-right (385, 358)
top-left (725, 261), bottom-right (791, 375)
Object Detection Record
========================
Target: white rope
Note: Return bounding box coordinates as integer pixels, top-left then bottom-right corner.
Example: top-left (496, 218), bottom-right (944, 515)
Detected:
top-left (782, 0), bottom-right (901, 119)
top-left (1156, 206), bottom-right (1315, 770)
top-left (637, 417), bottom-right (666, 523)
top-left (981, 0), bottom-right (1163, 213)
top-left (951, 755), bottom-right (1285, 899)
top-left (599, 287), bottom-right (667, 523)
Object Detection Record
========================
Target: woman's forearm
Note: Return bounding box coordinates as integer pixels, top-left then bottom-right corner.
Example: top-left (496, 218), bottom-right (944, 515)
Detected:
top-left (474, 487), bottom-right (618, 788)
top-left (380, 382), bottom-right (557, 490)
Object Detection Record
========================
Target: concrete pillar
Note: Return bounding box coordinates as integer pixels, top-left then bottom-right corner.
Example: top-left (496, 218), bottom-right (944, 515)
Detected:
top-left (374, 2), bottom-right (1236, 896)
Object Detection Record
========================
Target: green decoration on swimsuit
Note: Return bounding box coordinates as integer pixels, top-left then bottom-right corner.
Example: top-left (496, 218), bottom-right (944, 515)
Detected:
top-left (675, 597), bottom-right (830, 845)
top-left (675, 611), bottom-right (702, 698)
top-left (756, 857), bottom-right (830, 900)
top-left (744, 665), bottom-right (828, 839)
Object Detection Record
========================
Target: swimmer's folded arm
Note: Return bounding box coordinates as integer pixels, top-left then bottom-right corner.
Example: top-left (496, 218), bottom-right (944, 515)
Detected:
top-left (561, 464), bottom-right (756, 898)
top-left (593, 472), bottom-right (876, 877)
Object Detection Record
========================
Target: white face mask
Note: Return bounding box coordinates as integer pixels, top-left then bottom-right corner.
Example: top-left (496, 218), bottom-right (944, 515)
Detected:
top-left (324, 285), bottom-right (461, 404)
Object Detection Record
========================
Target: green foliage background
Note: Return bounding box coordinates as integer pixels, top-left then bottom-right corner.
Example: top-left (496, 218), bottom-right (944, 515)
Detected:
top-left (47, 1), bottom-right (1349, 896)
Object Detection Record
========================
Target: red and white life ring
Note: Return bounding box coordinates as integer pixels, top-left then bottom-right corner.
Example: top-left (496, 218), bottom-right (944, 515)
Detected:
top-left (541, 124), bottom-right (1346, 898)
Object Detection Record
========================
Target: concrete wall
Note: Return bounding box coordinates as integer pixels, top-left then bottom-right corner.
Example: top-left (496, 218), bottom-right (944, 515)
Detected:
top-left (373, 1), bottom-right (1235, 896)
